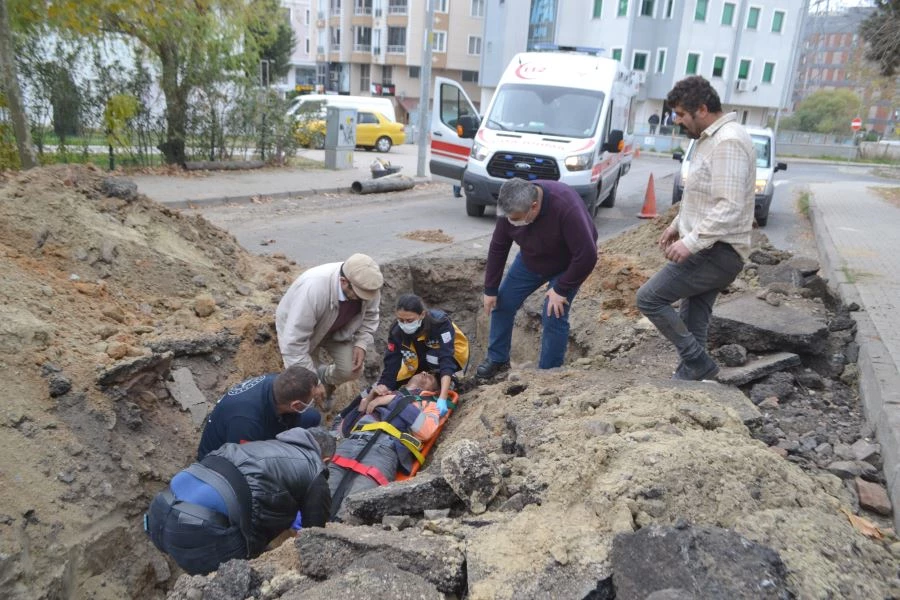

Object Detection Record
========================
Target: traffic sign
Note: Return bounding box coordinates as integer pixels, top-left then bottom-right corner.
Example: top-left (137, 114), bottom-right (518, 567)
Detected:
top-left (851, 118), bottom-right (862, 131)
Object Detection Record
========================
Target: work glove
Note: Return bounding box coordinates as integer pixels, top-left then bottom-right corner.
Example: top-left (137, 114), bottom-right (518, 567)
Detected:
top-left (436, 397), bottom-right (449, 417)
top-left (290, 511), bottom-right (302, 532)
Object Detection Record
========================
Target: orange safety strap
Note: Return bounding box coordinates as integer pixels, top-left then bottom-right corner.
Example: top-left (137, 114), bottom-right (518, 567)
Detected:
top-left (331, 454), bottom-right (390, 487)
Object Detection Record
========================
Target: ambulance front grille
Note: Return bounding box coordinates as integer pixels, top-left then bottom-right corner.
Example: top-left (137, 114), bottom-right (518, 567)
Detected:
top-left (486, 152), bottom-right (560, 181)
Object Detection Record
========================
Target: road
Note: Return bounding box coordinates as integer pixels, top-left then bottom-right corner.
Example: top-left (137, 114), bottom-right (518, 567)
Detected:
top-left (190, 157), bottom-right (893, 269)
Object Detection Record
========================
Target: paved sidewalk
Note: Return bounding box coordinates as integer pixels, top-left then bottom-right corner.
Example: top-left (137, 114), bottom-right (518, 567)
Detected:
top-left (809, 182), bottom-right (900, 530)
top-left (131, 144), bottom-right (430, 208)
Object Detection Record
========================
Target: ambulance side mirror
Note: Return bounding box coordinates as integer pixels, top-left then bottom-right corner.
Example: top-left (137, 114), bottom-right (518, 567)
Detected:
top-left (455, 114), bottom-right (480, 139)
top-left (604, 129), bottom-right (624, 153)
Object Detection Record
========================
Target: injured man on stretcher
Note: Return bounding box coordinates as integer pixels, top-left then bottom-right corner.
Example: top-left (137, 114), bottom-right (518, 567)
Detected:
top-left (328, 371), bottom-right (440, 516)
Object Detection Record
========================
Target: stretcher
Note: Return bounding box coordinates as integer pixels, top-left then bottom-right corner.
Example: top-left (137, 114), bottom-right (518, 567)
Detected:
top-left (394, 389), bottom-right (460, 481)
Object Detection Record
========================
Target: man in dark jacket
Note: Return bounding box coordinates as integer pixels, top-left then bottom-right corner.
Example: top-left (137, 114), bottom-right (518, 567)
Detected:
top-left (197, 365), bottom-right (324, 461)
top-left (476, 177), bottom-right (598, 378)
top-left (145, 427), bottom-right (334, 575)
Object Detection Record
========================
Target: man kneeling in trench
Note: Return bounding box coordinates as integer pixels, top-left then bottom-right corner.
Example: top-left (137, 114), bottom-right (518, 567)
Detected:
top-left (329, 371), bottom-right (440, 518)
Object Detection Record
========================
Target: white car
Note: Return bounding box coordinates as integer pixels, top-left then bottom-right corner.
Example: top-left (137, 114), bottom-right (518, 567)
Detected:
top-left (672, 126), bottom-right (787, 227)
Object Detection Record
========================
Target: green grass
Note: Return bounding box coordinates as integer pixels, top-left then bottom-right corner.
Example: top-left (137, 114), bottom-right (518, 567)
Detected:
top-left (796, 191), bottom-right (810, 218)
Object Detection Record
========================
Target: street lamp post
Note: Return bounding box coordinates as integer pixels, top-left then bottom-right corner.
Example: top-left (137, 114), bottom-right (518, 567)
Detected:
top-left (416, 0), bottom-right (436, 177)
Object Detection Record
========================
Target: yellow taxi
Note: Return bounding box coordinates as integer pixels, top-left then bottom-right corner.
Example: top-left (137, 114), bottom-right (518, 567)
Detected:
top-left (356, 111), bottom-right (406, 152)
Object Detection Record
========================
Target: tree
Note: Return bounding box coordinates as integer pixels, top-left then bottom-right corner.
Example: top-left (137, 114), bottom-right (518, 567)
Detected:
top-left (859, 0), bottom-right (900, 77)
top-left (786, 89), bottom-right (861, 134)
top-left (0, 0), bottom-right (37, 168)
top-left (13, 0), bottom-right (284, 166)
top-left (252, 0), bottom-right (296, 82)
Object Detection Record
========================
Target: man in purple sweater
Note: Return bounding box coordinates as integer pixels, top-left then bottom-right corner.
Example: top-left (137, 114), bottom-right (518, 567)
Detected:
top-left (476, 178), bottom-right (599, 378)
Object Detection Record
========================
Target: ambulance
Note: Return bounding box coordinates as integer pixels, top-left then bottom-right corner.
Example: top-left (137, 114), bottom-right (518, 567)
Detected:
top-left (430, 49), bottom-right (636, 217)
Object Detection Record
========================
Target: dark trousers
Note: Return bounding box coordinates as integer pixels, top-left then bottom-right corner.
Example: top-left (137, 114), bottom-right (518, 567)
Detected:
top-left (636, 242), bottom-right (743, 364)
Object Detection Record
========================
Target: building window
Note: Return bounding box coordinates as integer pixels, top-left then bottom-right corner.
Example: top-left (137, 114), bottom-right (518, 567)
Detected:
top-left (528, 0), bottom-right (558, 50)
top-left (471, 0), bottom-right (485, 17)
top-left (388, 0), bottom-right (407, 14)
top-left (355, 26), bottom-right (372, 52)
top-left (360, 64), bottom-right (370, 91)
top-left (382, 65), bottom-right (393, 85)
top-left (435, 0), bottom-right (448, 12)
top-left (387, 27), bottom-right (406, 53)
top-left (593, 0), bottom-right (602, 18)
top-left (771, 10), bottom-right (784, 33)
top-left (331, 28), bottom-right (341, 47)
top-left (306, 8), bottom-right (310, 23)
top-left (694, 0), bottom-right (708, 22)
top-left (612, 47), bottom-right (623, 61)
top-left (721, 2), bottom-right (734, 25)
top-left (462, 70), bottom-right (479, 82)
top-left (738, 59), bottom-right (751, 79)
top-left (432, 31), bottom-right (447, 53)
top-left (664, 0), bottom-right (673, 18)
top-left (632, 51), bottom-right (649, 71)
top-left (306, 39), bottom-right (310, 53)
top-left (617, 0), bottom-right (627, 17)
top-left (712, 55), bottom-right (726, 77)
top-left (317, 64), bottom-right (327, 85)
top-left (409, 66), bottom-right (420, 78)
top-left (468, 35), bottom-right (482, 55)
top-left (355, 0), bottom-right (373, 15)
top-left (640, 0), bottom-right (654, 17)
top-left (686, 52), bottom-right (699, 74)
top-left (656, 47), bottom-right (667, 73)
top-left (747, 6), bottom-right (760, 29)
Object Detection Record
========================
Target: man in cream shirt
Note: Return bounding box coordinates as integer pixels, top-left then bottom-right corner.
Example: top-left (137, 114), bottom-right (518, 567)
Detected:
top-left (636, 76), bottom-right (755, 381)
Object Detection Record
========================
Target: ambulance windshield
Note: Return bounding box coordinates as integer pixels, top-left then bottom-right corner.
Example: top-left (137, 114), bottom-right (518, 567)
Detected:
top-left (484, 84), bottom-right (605, 138)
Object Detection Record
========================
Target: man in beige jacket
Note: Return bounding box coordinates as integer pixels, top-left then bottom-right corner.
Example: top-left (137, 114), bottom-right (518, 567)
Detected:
top-left (276, 254), bottom-right (384, 398)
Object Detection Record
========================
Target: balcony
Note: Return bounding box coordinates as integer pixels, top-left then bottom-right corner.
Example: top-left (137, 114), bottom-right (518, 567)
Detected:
top-left (387, 45), bottom-right (405, 54)
top-left (355, 6), bottom-right (373, 16)
top-left (372, 46), bottom-right (382, 55)
top-left (354, 43), bottom-right (372, 52)
top-left (388, 4), bottom-right (408, 14)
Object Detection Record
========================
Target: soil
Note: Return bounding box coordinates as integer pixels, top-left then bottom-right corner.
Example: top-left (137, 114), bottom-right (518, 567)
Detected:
top-left (398, 229), bottom-right (455, 244)
top-left (0, 165), bottom-right (897, 599)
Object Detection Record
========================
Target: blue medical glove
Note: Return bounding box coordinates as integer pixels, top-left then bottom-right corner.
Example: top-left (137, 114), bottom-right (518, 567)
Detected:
top-left (436, 397), bottom-right (449, 417)
top-left (291, 511), bottom-right (302, 531)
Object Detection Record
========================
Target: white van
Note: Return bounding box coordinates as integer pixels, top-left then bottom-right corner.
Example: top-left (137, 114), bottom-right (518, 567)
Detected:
top-left (430, 50), bottom-right (636, 217)
top-left (287, 94), bottom-right (397, 123)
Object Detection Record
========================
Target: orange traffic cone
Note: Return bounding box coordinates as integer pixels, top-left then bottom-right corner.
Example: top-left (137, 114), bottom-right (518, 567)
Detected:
top-left (634, 146), bottom-right (641, 159)
top-left (637, 173), bottom-right (658, 219)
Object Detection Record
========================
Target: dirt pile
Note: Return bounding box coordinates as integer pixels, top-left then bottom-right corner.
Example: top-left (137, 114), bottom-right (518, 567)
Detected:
top-left (0, 166), bottom-right (298, 599)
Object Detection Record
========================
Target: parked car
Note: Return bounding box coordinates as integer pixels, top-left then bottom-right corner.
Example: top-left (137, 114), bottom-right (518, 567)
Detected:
top-left (356, 111), bottom-right (405, 152)
top-left (671, 126), bottom-right (787, 227)
top-left (293, 110), bottom-right (405, 152)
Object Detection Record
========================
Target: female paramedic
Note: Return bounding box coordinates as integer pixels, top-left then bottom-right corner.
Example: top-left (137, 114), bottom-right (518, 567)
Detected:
top-left (375, 293), bottom-right (469, 416)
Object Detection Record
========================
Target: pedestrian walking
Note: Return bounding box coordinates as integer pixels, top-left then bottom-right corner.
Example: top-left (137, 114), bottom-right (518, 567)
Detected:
top-left (648, 113), bottom-right (660, 134)
top-left (635, 76), bottom-right (755, 381)
top-left (476, 178), bottom-right (598, 378)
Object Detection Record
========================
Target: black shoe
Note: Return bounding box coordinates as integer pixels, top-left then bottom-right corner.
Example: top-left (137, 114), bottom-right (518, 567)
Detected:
top-left (475, 359), bottom-right (510, 379)
top-left (673, 354), bottom-right (719, 381)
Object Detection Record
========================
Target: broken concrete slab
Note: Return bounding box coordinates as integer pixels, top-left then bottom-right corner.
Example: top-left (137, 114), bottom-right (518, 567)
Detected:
top-left (294, 523), bottom-right (466, 596)
top-left (717, 352), bottom-right (802, 386)
top-left (440, 440), bottom-right (503, 514)
top-left (281, 559), bottom-right (444, 600)
top-left (611, 524), bottom-right (791, 599)
top-left (337, 473), bottom-right (462, 525)
top-left (671, 380), bottom-right (762, 428)
top-left (166, 367), bottom-right (209, 427)
top-left (758, 262), bottom-right (805, 288)
top-left (709, 293), bottom-right (829, 355)
top-left (96, 352), bottom-right (173, 389)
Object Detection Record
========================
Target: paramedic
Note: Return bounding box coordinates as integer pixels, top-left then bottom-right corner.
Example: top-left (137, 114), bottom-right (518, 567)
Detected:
top-left (197, 365), bottom-right (324, 461)
top-left (375, 293), bottom-right (469, 416)
top-left (476, 177), bottom-right (598, 378)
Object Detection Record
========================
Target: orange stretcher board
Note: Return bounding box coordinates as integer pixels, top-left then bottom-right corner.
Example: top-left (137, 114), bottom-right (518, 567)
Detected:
top-left (394, 389), bottom-right (460, 481)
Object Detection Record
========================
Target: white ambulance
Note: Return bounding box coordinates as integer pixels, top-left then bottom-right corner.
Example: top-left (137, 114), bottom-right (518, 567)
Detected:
top-left (430, 49), bottom-right (636, 217)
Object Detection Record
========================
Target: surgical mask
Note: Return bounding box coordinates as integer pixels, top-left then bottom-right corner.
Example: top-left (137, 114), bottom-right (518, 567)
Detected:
top-left (294, 401), bottom-right (313, 415)
top-left (507, 217), bottom-right (529, 227)
top-left (398, 319), bottom-right (422, 334)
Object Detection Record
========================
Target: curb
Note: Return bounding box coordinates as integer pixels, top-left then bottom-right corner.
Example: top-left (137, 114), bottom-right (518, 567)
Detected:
top-left (161, 176), bottom-right (433, 209)
top-left (808, 196), bottom-right (900, 532)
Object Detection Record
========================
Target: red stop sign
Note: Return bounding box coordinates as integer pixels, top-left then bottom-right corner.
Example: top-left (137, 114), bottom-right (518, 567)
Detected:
top-left (851, 118), bottom-right (862, 131)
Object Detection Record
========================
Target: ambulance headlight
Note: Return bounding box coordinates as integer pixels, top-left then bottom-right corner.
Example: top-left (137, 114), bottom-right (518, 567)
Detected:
top-left (755, 179), bottom-right (767, 194)
top-left (471, 142), bottom-right (489, 161)
top-left (564, 152), bottom-right (593, 171)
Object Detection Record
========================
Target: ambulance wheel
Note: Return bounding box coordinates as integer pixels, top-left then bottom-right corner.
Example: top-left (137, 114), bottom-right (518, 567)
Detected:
top-left (466, 197), bottom-right (485, 217)
top-left (600, 174), bottom-right (619, 208)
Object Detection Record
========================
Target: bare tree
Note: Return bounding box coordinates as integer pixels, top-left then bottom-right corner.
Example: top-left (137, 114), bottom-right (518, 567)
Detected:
top-left (0, 0), bottom-right (37, 168)
top-left (860, 0), bottom-right (900, 77)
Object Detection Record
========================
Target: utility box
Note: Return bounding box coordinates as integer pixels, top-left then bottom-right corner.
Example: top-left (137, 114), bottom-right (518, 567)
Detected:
top-left (324, 106), bottom-right (357, 170)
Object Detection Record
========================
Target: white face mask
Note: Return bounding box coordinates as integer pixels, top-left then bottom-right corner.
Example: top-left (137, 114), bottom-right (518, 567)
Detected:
top-left (398, 319), bottom-right (422, 334)
top-left (507, 217), bottom-right (529, 227)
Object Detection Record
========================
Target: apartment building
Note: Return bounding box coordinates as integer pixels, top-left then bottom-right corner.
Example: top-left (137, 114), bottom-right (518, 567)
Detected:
top-left (794, 6), bottom-right (898, 135)
top-left (481, 0), bottom-right (805, 132)
top-left (277, 1), bottom-right (319, 95)
top-left (311, 0), bottom-right (486, 124)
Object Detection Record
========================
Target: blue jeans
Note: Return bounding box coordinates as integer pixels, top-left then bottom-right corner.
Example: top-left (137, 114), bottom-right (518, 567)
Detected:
top-left (487, 254), bottom-right (578, 369)
top-left (636, 242), bottom-right (744, 363)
